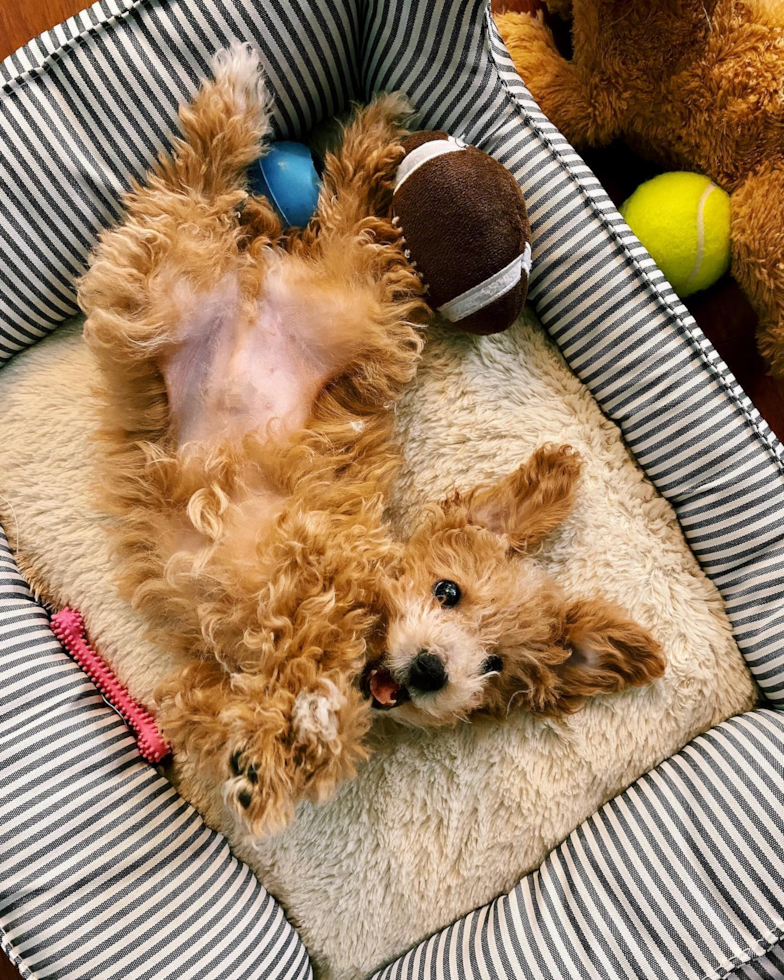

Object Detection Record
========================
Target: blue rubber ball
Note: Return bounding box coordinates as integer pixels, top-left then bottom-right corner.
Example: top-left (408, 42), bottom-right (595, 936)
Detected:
top-left (249, 141), bottom-right (321, 229)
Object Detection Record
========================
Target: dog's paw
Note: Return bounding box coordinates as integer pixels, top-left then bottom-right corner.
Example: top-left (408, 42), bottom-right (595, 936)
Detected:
top-left (222, 679), bottom-right (371, 834)
top-left (211, 42), bottom-right (270, 116)
top-left (224, 739), bottom-right (295, 835)
top-left (291, 680), bottom-right (347, 760)
top-left (370, 90), bottom-right (417, 129)
top-left (225, 682), bottom-right (346, 811)
top-left (289, 680), bottom-right (371, 804)
top-left (227, 746), bottom-right (258, 812)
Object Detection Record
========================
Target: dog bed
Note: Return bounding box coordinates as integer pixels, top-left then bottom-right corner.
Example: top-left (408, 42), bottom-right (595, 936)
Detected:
top-left (1, 1), bottom-right (783, 979)
top-left (0, 307), bottom-right (756, 977)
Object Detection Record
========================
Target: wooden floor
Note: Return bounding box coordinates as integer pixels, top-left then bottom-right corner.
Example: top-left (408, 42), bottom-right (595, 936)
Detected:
top-left (0, 2), bottom-right (782, 978)
top-left (0, 0), bottom-right (87, 59)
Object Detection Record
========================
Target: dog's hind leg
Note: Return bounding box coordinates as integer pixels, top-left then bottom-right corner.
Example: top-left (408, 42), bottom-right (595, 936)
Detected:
top-left (80, 44), bottom-right (281, 444)
top-left (77, 47), bottom-right (285, 647)
top-left (82, 42), bottom-right (277, 317)
top-left (308, 92), bottom-right (414, 237)
top-left (288, 94), bottom-right (427, 443)
top-left (171, 44), bottom-right (275, 199)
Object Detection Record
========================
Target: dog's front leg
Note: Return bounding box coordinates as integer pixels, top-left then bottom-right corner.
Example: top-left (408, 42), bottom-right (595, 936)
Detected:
top-left (155, 499), bottom-right (392, 835)
top-left (157, 657), bottom-right (371, 835)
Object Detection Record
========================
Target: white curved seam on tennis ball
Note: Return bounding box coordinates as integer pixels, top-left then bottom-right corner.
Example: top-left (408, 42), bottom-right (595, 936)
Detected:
top-left (437, 243), bottom-right (531, 322)
top-left (394, 136), bottom-right (466, 191)
top-left (684, 181), bottom-right (717, 289)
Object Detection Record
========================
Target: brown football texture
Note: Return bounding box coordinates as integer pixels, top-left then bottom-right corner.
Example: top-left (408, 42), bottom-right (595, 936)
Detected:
top-left (392, 130), bottom-right (531, 335)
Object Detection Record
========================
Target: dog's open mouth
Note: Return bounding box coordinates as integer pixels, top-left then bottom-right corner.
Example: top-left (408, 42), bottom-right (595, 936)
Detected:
top-left (361, 660), bottom-right (410, 710)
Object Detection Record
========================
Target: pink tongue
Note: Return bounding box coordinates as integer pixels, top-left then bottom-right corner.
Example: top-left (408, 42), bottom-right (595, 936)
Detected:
top-left (369, 669), bottom-right (402, 706)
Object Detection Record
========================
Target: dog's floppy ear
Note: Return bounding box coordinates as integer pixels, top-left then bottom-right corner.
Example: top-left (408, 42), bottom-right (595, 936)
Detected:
top-left (466, 444), bottom-right (582, 551)
top-left (555, 597), bottom-right (665, 705)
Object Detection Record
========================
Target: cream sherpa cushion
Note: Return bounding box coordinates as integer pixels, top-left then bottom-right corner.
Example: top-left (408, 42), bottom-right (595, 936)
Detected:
top-left (0, 311), bottom-right (756, 980)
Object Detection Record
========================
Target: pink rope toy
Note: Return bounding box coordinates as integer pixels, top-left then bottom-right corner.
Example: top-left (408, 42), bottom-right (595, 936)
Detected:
top-left (51, 607), bottom-right (171, 764)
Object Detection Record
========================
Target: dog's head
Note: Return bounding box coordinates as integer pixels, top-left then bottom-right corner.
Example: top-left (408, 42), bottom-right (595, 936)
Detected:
top-left (363, 447), bottom-right (665, 725)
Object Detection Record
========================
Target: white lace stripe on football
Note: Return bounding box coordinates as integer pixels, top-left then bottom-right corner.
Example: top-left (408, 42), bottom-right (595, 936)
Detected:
top-left (437, 242), bottom-right (532, 322)
top-left (394, 136), bottom-right (466, 191)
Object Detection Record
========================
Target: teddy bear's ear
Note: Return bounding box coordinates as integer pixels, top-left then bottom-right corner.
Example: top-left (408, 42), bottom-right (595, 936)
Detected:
top-left (466, 444), bottom-right (582, 551)
top-left (555, 597), bottom-right (665, 703)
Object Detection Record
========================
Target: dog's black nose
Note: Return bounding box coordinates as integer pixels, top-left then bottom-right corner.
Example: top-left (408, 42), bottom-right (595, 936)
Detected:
top-left (408, 651), bottom-right (447, 692)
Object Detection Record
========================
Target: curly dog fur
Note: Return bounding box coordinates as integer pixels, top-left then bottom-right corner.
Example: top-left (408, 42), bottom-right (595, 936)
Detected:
top-left (366, 445), bottom-right (665, 725)
top-left (79, 44), bottom-right (426, 834)
top-left (496, 0), bottom-right (784, 373)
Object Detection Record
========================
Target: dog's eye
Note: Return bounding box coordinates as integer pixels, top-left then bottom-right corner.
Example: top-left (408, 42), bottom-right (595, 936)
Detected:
top-left (481, 655), bottom-right (503, 675)
top-left (433, 580), bottom-right (461, 607)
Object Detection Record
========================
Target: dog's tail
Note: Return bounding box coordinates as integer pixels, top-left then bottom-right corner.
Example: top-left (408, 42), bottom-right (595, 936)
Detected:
top-left (155, 43), bottom-right (274, 198)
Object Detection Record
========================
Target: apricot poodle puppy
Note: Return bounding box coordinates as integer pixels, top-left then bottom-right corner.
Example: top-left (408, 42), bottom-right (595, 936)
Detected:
top-left (79, 44), bottom-right (425, 834)
top-left (365, 445), bottom-right (665, 723)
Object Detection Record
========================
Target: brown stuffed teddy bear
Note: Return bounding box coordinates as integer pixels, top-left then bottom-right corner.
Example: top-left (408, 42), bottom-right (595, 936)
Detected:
top-left (495, 1), bottom-right (784, 375)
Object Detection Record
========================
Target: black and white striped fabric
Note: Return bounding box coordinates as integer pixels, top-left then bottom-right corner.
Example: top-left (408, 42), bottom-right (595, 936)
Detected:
top-left (2, 1), bottom-right (784, 978)
top-left (706, 947), bottom-right (784, 977)
top-left (737, 947), bottom-right (784, 980)
top-left (0, 533), bottom-right (311, 980)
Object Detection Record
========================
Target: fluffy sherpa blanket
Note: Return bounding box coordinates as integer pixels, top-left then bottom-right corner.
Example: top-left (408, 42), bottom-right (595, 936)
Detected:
top-left (0, 310), bottom-right (756, 979)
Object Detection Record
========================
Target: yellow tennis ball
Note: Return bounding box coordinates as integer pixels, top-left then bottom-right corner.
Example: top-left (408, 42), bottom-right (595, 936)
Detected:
top-left (620, 172), bottom-right (731, 298)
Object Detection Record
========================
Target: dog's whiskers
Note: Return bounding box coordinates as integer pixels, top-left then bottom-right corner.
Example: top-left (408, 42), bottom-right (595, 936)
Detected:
top-left (506, 690), bottom-right (526, 717)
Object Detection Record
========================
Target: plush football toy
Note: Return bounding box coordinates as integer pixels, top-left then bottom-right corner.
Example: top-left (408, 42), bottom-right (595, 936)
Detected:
top-left (392, 131), bottom-right (531, 335)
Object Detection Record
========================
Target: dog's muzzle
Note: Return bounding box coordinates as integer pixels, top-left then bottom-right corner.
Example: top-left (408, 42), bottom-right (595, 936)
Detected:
top-left (361, 650), bottom-right (450, 709)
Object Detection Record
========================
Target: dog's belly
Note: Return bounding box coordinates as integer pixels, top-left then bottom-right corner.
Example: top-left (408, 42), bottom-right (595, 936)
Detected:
top-left (162, 273), bottom-right (329, 448)
top-left (161, 257), bottom-right (380, 450)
